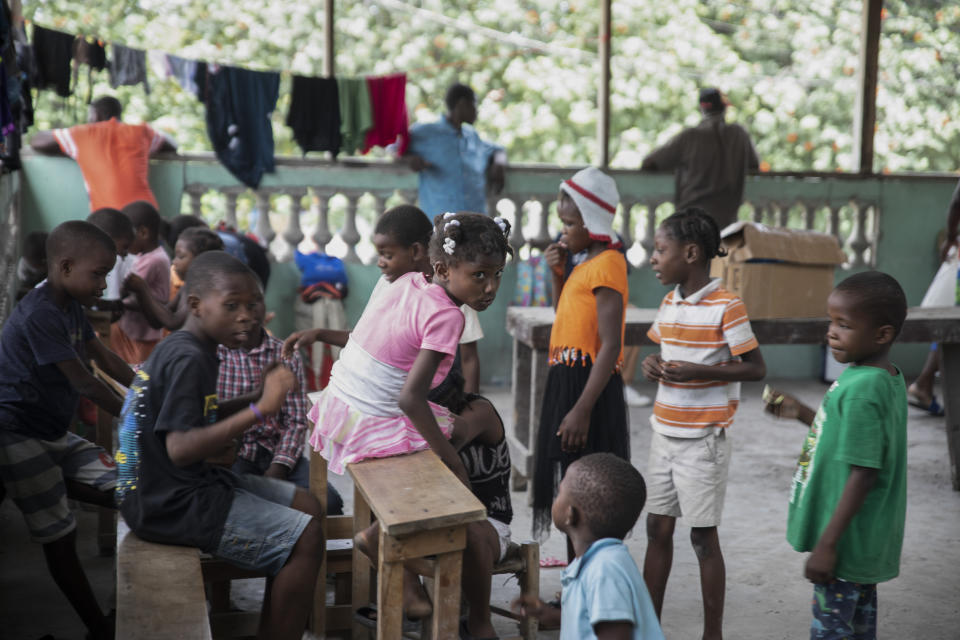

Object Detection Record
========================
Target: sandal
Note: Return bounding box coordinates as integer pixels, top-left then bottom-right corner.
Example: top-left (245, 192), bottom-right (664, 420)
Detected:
top-left (908, 390), bottom-right (945, 416)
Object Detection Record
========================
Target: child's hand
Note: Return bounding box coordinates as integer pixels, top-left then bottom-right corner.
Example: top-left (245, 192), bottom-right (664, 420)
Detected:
top-left (660, 360), bottom-right (702, 382)
top-left (258, 364), bottom-right (297, 415)
top-left (123, 273), bottom-right (148, 295)
top-left (281, 329), bottom-right (320, 359)
top-left (511, 594), bottom-right (561, 627)
top-left (407, 154), bottom-right (432, 171)
top-left (557, 406), bottom-right (590, 452)
top-left (805, 543), bottom-right (837, 583)
top-left (641, 354), bottom-right (664, 382)
top-left (763, 387), bottom-right (802, 420)
top-left (544, 242), bottom-right (568, 276)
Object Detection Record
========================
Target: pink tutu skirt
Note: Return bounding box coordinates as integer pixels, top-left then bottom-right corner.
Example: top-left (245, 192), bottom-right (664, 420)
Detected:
top-left (308, 389), bottom-right (455, 474)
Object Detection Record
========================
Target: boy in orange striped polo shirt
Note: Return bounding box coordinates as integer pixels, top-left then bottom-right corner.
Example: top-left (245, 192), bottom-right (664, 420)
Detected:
top-left (640, 207), bottom-right (766, 640)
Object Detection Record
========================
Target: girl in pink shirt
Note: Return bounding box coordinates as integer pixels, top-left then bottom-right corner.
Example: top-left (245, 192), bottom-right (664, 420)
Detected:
top-left (301, 212), bottom-right (512, 616)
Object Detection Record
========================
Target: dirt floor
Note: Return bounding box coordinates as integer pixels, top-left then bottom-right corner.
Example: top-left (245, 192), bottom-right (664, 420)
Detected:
top-left (1, 379), bottom-right (958, 639)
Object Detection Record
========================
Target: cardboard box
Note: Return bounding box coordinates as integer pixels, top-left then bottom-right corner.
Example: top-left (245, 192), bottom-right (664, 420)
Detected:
top-left (710, 222), bottom-right (847, 319)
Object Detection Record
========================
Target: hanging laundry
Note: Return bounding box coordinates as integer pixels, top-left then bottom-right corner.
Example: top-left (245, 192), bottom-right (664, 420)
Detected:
top-left (109, 43), bottom-right (150, 94)
top-left (73, 37), bottom-right (106, 71)
top-left (202, 65), bottom-right (280, 189)
top-left (164, 55), bottom-right (198, 96)
top-left (286, 75), bottom-right (340, 156)
top-left (32, 25), bottom-right (73, 98)
top-left (337, 76), bottom-right (372, 155)
top-left (362, 73), bottom-right (408, 155)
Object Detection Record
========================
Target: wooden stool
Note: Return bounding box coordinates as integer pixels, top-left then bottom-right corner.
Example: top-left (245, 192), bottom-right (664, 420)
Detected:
top-left (86, 309), bottom-right (117, 556)
top-left (348, 449), bottom-right (485, 640)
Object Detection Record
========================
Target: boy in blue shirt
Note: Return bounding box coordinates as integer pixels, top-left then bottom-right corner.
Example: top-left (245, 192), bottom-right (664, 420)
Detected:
top-left (0, 221), bottom-right (134, 640)
top-left (765, 271), bottom-right (908, 639)
top-left (513, 453), bottom-right (664, 640)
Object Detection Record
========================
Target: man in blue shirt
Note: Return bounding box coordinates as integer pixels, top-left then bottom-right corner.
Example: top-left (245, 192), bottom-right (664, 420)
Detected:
top-left (406, 84), bottom-right (506, 218)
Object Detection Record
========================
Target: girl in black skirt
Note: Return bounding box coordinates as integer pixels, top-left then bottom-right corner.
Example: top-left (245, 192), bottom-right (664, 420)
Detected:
top-left (532, 167), bottom-right (631, 554)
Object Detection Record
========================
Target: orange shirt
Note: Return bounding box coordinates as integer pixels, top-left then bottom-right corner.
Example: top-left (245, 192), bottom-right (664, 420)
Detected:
top-left (549, 249), bottom-right (628, 368)
top-left (54, 118), bottom-right (162, 211)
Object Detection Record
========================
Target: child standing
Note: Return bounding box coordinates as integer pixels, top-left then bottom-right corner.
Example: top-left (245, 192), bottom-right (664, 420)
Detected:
top-left (532, 167), bottom-right (630, 545)
top-left (304, 212), bottom-right (512, 618)
top-left (115, 251), bottom-right (323, 640)
top-left (765, 271), bottom-right (908, 640)
top-left (0, 221), bottom-right (134, 640)
top-left (640, 207), bottom-right (766, 639)
top-left (513, 453), bottom-right (664, 640)
top-left (111, 200), bottom-right (170, 364)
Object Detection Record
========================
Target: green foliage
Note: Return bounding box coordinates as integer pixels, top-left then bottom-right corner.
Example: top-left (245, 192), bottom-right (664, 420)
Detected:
top-left (21, 0), bottom-right (960, 172)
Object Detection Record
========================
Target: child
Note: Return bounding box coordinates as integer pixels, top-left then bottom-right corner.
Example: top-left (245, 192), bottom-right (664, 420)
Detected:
top-left (431, 369), bottom-right (514, 640)
top-left (0, 221), bottom-right (134, 640)
top-left (14, 231), bottom-right (47, 300)
top-left (111, 200), bottom-right (170, 365)
top-left (217, 277), bottom-right (344, 515)
top-left (115, 251), bottom-right (324, 640)
top-left (532, 167), bottom-right (630, 549)
top-left (512, 453), bottom-right (664, 640)
top-left (286, 204), bottom-right (486, 394)
top-left (126, 225), bottom-right (223, 332)
top-left (302, 212), bottom-right (512, 618)
top-left (640, 207), bottom-right (766, 640)
top-left (764, 271), bottom-right (908, 640)
top-left (86, 207), bottom-right (135, 319)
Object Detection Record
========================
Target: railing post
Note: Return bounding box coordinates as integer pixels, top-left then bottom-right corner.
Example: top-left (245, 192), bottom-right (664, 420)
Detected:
top-left (312, 190), bottom-right (334, 253)
top-left (639, 201), bottom-right (659, 264)
top-left (276, 189), bottom-right (306, 263)
top-left (187, 185), bottom-right (204, 219)
top-left (508, 197), bottom-right (525, 253)
top-left (340, 194), bottom-right (362, 263)
top-left (530, 197), bottom-right (552, 251)
top-left (254, 191), bottom-right (276, 250)
top-left (619, 200), bottom-right (635, 252)
top-left (846, 200), bottom-right (870, 268)
top-left (223, 188), bottom-right (240, 231)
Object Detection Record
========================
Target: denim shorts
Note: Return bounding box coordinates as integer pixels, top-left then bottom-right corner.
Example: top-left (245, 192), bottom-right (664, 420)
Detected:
top-left (213, 474), bottom-right (313, 576)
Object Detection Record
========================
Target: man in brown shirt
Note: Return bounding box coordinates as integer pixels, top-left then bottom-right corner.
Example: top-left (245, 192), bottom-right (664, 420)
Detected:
top-left (642, 88), bottom-right (759, 229)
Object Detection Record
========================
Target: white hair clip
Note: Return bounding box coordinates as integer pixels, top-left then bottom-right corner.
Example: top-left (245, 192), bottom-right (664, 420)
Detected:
top-left (444, 220), bottom-right (461, 231)
top-left (494, 217), bottom-right (508, 234)
top-left (443, 211), bottom-right (457, 219)
top-left (443, 237), bottom-right (456, 255)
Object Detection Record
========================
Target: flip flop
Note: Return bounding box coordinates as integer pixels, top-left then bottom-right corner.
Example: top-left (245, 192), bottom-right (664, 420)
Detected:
top-left (539, 555), bottom-right (568, 568)
top-left (354, 605), bottom-right (421, 633)
top-left (908, 391), bottom-right (945, 416)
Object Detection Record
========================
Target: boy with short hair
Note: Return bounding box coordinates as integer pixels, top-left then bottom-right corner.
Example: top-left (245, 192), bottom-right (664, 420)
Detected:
top-left (512, 453), bottom-right (664, 640)
top-left (116, 250), bottom-right (324, 640)
top-left (765, 271), bottom-right (908, 639)
top-left (112, 200), bottom-right (170, 365)
top-left (0, 221), bottom-right (135, 640)
top-left (86, 207), bottom-right (134, 318)
top-left (216, 282), bottom-right (347, 513)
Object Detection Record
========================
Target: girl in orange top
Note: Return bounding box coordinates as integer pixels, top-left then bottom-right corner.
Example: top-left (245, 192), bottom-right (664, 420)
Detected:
top-left (532, 167), bottom-right (630, 549)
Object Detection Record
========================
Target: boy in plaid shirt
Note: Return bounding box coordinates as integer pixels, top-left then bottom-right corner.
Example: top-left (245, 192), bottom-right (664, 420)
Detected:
top-left (217, 292), bottom-right (343, 514)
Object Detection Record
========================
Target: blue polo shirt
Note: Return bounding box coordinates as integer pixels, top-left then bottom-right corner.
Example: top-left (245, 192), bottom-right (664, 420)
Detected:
top-left (407, 116), bottom-right (501, 218)
top-left (560, 538), bottom-right (664, 640)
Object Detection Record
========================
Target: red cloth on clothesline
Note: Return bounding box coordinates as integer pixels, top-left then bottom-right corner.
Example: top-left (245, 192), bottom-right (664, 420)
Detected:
top-left (362, 73), bottom-right (409, 156)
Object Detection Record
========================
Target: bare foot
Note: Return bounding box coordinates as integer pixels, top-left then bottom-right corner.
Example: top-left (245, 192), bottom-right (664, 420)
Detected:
top-left (355, 523), bottom-right (378, 561)
top-left (403, 569), bottom-right (433, 620)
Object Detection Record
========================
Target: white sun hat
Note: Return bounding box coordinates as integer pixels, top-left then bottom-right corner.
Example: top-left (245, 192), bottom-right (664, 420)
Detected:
top-left (559, 167), bottom-right (621, 247)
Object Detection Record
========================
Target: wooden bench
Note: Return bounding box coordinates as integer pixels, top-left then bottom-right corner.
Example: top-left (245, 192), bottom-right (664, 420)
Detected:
top-left (348, 449), bottom-right (486, 640)
top-left (116, 519), bottom-right (212, 639)
top-left (506, 305), bottom-right (960, 492)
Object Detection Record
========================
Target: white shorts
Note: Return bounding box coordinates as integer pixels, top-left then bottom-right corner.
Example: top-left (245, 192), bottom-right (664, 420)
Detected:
top-left (487, 517), bottom-right (512, 562)
top-left (645, 429), bottom-right (731, 528)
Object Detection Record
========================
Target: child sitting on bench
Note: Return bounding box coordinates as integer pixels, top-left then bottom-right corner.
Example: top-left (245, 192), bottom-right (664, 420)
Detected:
top-left (294, 212), bottom-right (512, 620)
top-left (115, 251), bottom-right (324, 640)
top-left (512, 453), bottom-right (664, 640)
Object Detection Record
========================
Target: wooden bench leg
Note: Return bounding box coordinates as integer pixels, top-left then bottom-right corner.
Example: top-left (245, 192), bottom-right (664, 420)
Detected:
top-left (942, 342), bottom-right (960, 491)
top-left (352, 484), bottom-right (373, 639)
top-left (518, 542), bottom-right (540, 640)
top-left (430, 550), bottom-right (463, 640)
top-left (377, 528), bottom-right (404, 640)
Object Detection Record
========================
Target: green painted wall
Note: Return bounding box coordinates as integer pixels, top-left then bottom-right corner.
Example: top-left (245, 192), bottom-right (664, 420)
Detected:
top-left (18, 154), bottom-right (956, 383)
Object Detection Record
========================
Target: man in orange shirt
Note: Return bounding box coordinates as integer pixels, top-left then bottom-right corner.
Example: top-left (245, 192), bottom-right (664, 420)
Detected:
top-left (30, 96), bottom-right (176, 211)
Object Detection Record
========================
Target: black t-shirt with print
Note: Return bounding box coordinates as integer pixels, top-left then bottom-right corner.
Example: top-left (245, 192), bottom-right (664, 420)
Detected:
top-left (117, 330), bottom-right (237, 551)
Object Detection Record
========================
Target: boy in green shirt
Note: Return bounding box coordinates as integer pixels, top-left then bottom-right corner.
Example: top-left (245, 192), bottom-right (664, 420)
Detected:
top-left (765, 271), bottom-right (907, 639)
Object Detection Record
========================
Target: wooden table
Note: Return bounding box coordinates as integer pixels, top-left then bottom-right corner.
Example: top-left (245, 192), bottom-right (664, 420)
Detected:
top-left (348, 449), bottom-right (486, 640)
top-left (506, 306), bottom-right (960, 492)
